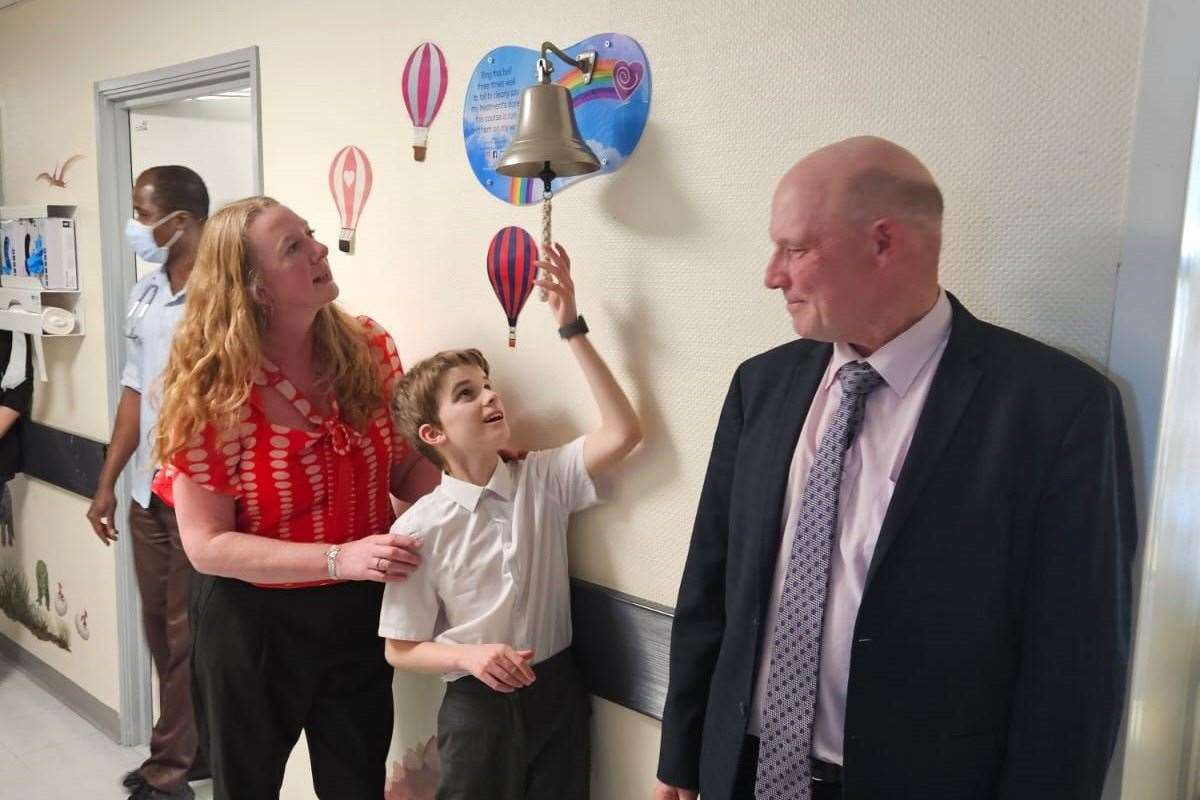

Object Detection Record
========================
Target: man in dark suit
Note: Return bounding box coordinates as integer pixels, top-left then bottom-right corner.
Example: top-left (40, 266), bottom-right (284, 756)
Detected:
top-left (654, 137), bottom-right (1136, 800)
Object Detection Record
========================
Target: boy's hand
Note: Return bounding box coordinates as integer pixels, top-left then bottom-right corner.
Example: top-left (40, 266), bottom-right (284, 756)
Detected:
top-left (534, 243), bottom-right (579, 328)
top-left (458, 644), bottom-right (536, 692)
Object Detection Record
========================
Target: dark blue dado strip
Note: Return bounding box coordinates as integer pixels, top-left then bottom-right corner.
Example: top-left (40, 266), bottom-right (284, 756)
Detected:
top-left (570, 578), bottom-right (674, 720)
top-left (20, 422), bottom-right (106, 498)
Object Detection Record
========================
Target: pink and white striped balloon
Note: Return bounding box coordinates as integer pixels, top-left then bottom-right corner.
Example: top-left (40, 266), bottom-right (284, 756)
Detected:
top-left (328, 145), bottom-right (373, 254)
top-left (402, 41), bottom-right (448, 162)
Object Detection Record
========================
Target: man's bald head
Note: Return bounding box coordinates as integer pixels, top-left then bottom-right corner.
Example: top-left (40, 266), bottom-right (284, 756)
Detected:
top-left (764, 137), bottom-right (945, 352)
top-left (784, 136), bottom-right (943, 233)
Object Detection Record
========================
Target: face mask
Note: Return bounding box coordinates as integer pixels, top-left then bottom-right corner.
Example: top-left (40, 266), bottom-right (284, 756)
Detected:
top-left (124, 211), bottom-right (183, 264)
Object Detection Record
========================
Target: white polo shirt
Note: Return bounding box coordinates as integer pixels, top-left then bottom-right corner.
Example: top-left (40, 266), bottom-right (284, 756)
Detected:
top-left (378, 436), bottom-right (600, 680)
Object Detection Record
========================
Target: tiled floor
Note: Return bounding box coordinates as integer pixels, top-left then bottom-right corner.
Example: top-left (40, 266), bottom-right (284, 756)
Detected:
top-left (0, 659), bottom-right (213, 800)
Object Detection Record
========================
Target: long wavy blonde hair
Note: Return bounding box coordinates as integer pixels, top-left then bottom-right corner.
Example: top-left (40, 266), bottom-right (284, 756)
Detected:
top-left (154, 196), bottom-right (382, 465)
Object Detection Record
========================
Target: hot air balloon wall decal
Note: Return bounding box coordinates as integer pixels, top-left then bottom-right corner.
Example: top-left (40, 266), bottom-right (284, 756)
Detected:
top-left (328, 145), bottom-right (374, 254)
top-left (486, 226), bottom-right (539, 348)
top-left (403, 41), bottom-right (449, 162)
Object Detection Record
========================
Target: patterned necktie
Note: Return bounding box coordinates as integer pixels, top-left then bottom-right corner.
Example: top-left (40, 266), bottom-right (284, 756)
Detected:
top-left (756, 360), bottom-right (885, 800)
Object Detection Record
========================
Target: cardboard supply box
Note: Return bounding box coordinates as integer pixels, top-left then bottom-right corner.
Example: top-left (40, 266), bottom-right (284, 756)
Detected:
top-left (0, 205), bottom-right (78, 290)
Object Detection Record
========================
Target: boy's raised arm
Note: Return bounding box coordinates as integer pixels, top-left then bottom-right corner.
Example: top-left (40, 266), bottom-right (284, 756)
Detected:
top-left (535, 243), bottom-right (643, 479)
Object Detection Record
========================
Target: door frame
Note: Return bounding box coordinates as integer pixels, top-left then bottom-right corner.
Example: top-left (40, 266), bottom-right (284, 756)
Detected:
top-left (93, 46), bottom-right (263, 746)
top-left (1106, 0), bottom-right (1200, 793)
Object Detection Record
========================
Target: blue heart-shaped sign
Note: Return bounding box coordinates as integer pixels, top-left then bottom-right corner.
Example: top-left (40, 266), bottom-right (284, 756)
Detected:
top-left (463, 33), bottom-right (652, 205)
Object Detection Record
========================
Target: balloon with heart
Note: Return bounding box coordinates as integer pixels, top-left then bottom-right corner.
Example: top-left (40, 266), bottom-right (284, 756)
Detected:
top-left (463, 33), bottom-right (652, 206)
top-left (329, 145), bottom-right (373, 254)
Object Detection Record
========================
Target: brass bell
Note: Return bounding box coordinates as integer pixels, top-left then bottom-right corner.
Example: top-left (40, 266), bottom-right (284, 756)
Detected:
top-left (496, 46), bottom-right (601, 187)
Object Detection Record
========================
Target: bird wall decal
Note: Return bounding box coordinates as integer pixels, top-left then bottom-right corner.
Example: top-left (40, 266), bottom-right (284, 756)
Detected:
top-left (36, 154), bottom-right (85, 188)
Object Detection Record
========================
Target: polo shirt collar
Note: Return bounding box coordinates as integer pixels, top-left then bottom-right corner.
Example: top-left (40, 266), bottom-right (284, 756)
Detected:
top-left (439, 457), bottom-right (513, 512)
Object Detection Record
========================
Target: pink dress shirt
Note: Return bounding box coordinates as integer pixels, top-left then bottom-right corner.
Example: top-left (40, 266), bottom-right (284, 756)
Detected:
top-left (748, 290), bottom-right (953, 765)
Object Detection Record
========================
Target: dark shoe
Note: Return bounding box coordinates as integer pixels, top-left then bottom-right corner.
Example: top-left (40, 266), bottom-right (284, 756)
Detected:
top-left (122, 769), bottom-right (146, 790)
top-left (129, 782), bottom-right (195, 800)
top-left (184, 761), bottom-right (211, 782)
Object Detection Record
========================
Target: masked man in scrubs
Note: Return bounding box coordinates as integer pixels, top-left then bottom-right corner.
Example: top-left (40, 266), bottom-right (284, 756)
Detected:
top-left (87, 166), bottom-right (209, 800)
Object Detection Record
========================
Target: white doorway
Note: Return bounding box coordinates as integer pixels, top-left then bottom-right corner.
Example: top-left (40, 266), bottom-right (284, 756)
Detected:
top-left (93, 48), bottom-right (263, 746)
top-left (129, 91), bottom-right (257, 278)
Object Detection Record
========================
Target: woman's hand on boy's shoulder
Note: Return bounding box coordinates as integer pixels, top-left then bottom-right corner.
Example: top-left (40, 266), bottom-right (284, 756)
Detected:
top-left (336, 532), bottom-right (421, 582)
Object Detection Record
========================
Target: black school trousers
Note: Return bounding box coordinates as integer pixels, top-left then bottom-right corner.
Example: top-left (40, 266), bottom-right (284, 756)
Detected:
top-left (436, 647), bottom-right (592, 800)
top-left (190, 574), bottom-right (393, 800)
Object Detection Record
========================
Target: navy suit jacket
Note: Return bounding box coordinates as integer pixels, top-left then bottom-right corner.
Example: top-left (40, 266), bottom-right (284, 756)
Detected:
top-left (657, 295), bottom-right (1137, 799)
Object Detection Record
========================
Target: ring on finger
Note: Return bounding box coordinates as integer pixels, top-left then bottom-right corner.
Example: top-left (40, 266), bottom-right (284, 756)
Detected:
top-left (377, 557), bottom-right (386, 571)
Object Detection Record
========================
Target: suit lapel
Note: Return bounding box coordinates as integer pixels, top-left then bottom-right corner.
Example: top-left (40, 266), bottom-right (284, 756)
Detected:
top-left (757, 342), bottom-right (832, 603)
top-left (863, 295), bottom-right (984, 591)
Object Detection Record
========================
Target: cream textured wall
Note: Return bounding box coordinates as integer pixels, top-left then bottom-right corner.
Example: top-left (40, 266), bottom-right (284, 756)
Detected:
top-left (0, 0), bottom-right (1147, 795)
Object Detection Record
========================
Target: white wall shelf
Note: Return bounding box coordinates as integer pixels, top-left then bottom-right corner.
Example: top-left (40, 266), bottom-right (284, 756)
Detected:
top-left (0, 285), bottom-right (84, 380)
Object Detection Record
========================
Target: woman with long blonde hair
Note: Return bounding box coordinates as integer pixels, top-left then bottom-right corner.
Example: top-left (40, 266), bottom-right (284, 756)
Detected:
top-left (153, 196), bottom-right (437, 799)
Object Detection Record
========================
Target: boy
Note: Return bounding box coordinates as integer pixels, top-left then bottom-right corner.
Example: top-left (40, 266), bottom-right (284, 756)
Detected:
top-left (380, 243), bottom-right (642, 800)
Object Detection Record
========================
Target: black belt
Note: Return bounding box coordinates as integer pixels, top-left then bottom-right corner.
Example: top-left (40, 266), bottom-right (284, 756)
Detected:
top-left (811, 758), bottom-right (842, 784)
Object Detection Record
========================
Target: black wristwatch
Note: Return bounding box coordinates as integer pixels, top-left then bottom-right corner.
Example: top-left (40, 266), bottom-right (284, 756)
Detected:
top-left (558, 315), bottom-right (589, 340)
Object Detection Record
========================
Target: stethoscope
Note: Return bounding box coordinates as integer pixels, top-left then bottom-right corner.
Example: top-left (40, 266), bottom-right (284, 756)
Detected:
top-left (124, 282), bottom-right (159, 343)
